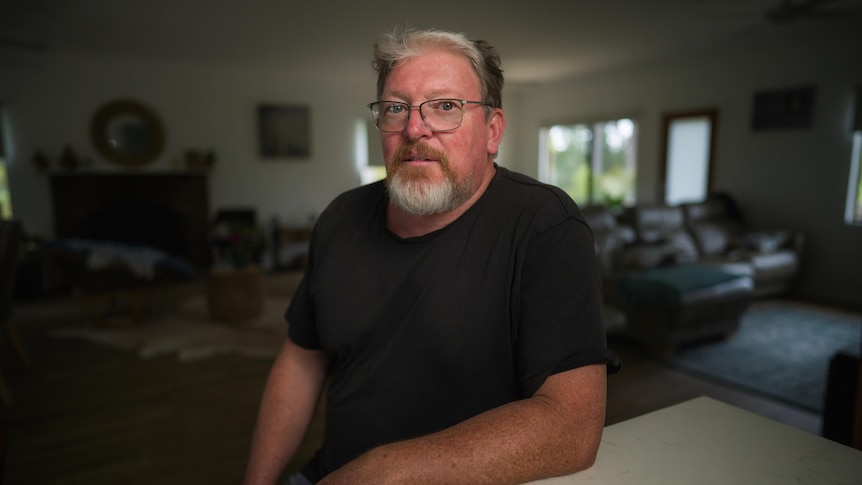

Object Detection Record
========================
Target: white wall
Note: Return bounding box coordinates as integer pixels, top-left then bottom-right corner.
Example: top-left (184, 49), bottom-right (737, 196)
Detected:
top-left (511, 33), bottom-right (862, 307)
top-left (1, 53), bottom-right (376, 237)
top-left (2, 30), bottom-right (861, 307)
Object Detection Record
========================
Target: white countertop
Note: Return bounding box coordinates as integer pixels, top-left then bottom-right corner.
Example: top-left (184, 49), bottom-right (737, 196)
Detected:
top-left (528, 396), bottom-right (862, 484)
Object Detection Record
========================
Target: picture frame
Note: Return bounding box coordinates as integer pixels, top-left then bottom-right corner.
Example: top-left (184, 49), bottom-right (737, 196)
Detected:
top-left (257, 104), bottom-right (311, 158)
top-left (751, 86), bottom-right (816, 131)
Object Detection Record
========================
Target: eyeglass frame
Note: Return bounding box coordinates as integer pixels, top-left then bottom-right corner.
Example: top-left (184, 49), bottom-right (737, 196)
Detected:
top-left (367, 98), bottom-right (495, 133)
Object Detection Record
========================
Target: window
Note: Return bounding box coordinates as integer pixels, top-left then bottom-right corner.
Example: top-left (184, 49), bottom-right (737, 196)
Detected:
top-left (661, 110), bottom-right (717, 205)
top-left (846, 131), bottom-right (862, 225)
top-left (0, 164), bottom-right (10, 220)
top-left (540, 118), bottom-right (637, 207)
top-left (0, 106), bottom-right (11, 219)
top-left (355, 119), bottom-right (386, 185)
top-left (845, 86), bottom-right (862, 225)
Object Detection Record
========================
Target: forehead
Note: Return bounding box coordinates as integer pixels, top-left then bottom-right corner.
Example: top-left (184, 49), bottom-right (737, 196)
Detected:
top-left (383, 48), bottom-right (481, 99)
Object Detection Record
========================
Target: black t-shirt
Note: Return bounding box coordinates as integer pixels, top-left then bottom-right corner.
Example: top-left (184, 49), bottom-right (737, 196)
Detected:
top-left (287, 166), bottom-right (621, 481)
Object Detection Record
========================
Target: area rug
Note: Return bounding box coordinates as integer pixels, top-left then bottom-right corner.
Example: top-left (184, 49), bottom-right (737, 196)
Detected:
top-left (51, 296), bottom-right (290, 362)
top-left (668, 299), bottom-right (861, 412)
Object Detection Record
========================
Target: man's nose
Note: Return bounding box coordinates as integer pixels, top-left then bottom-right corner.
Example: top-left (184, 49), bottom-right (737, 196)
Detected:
top-left (405, 106), bottom-right (432, 139)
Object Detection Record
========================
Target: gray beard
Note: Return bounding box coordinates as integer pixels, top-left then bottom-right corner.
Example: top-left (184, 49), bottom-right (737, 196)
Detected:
top-left (387, 169), bottom-right (473, 216)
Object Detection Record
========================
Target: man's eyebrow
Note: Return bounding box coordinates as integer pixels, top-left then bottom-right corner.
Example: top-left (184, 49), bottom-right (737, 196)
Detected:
top-left (382, 90), bottom-right (463, 102)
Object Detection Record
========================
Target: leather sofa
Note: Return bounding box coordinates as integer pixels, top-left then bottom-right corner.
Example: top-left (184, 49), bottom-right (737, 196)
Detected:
top-left (583, 193), bottom-right (804, 353)
top-left (680, 195), bottom-right (804, 298)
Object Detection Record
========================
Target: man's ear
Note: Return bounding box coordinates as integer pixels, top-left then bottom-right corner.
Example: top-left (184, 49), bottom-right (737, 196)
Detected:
top-left (486, 108), bottom-right (506, 156)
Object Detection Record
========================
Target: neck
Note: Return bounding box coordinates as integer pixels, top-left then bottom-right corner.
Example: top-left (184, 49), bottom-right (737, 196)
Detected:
top-left (386, 163), bottom-right (496, 238)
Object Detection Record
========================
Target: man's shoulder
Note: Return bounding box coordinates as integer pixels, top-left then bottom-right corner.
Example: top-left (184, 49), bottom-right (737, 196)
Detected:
top-left (332, 179), bottom-right (386, 204)
top-left (314, 180), bottom-right (386, 233)
top-left (323, 180), bottom-right (386, 214)
top-left (494, 166), bottom-right (582, 219)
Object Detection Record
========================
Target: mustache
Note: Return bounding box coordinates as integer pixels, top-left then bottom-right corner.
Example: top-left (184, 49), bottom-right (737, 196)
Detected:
top-left (391, 143), bottom-right (448, 166)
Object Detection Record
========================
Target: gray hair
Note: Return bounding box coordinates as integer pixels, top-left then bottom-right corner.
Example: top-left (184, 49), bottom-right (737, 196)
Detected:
top-left (371, 28), bottom-right (504, 112)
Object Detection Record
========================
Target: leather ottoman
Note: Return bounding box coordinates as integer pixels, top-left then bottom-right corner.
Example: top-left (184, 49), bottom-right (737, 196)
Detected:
top-left (618, 264), bottom-right (754, 355)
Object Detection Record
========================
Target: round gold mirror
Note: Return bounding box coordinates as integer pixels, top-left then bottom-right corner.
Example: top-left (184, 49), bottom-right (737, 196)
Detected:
top-left (91, 99), bottom-right (165, 167)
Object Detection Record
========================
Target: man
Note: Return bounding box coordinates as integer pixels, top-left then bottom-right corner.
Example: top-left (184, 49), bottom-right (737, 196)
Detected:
top-left (243, 28), bottom-right (621, 485)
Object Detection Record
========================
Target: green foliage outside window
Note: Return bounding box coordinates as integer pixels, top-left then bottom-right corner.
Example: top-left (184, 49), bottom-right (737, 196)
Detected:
top-left (0, 161), bottom-right (11, 220)
top-left (855, 146), bottom-right (862, 223)
top-left (546, 119), bottom-right (637, 208)
top-left (847, 132), bottom-right (862, 225)
top-left (0, 105), bottom-right (10, 220)
top-left (856, 179), bottom-right (862, 220)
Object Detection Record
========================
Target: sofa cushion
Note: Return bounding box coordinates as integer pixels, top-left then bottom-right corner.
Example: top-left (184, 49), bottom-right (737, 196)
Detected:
top-left (688, 220), bottom-right (743, 257)
top-left (735, 231), bottom-right (791, 253)
top-left (750, 251), bottom-right (799, 280)
top-left (684, 197), bottom-right (730, 223)
top-left (632, 205), bottom-right (685, 244)
top-left (582, 205), bottom-right (618, 234)
top-left (582, 205), bottom-right (625, 276)
top-left (617, 228), bottom-right (699, 270)
top-left (664, 228), bottom-right (700, 263)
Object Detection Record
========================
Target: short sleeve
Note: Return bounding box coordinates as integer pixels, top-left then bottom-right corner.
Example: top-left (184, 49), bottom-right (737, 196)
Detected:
top-left (516, 216), bottom-right (622, 396)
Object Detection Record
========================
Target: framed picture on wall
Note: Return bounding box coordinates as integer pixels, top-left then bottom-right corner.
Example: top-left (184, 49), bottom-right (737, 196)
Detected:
top-left (258, 104), bottom-right (311, 158)
top-left (751, 85), bottom-right (816, 131)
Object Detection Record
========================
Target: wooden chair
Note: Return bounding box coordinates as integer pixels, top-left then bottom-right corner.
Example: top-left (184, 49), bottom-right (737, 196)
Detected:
top-left (0, 219), bottom-right (33, 406)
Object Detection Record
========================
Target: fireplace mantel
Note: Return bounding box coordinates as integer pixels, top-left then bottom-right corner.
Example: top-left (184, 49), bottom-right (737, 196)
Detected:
top-left (50, 173), bottom-right (211, 267)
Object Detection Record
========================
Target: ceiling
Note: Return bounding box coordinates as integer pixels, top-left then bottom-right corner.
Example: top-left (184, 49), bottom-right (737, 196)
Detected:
top-left (1, 0), bottom-right (861, 84)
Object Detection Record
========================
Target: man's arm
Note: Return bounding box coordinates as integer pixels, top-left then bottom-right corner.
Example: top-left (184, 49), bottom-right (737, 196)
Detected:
top-left (243, 337), bottom-right (329, 485)
top-left (319, 363), bottom-right (607, 485)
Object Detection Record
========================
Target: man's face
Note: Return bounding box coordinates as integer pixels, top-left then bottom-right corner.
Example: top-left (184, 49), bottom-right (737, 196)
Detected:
top-left (379, 48), bottom-right (504, 216)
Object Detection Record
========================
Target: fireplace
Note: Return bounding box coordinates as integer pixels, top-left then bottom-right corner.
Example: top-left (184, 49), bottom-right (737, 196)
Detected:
top-left (50, 173), bottom-right (211, 267)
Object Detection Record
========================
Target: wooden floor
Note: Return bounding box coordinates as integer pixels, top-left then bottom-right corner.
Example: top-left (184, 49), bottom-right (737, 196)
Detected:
top-left (0, 276), bottom-right (822, 484)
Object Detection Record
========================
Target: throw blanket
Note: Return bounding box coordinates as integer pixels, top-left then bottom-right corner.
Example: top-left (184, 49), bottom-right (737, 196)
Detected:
top-left (45, 239), bottom-right (196, 280)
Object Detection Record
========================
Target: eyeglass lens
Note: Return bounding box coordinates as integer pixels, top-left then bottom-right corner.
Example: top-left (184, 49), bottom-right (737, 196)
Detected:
top-left (373, 99), bottom-right (465, 132)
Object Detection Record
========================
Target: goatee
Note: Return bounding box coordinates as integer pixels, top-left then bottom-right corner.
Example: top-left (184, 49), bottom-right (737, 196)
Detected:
top-left (386, 143), bottom-right (473, 216)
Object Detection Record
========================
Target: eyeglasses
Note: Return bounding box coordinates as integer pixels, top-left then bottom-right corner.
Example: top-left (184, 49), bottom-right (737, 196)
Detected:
top-left (367, 98), bottom-right (494, 133)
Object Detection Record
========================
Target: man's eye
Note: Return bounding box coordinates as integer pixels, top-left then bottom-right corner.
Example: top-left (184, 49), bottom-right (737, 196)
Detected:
top-left (386, 104), bottom-right (406, 114)
top-left (381, 104), bottom-right (406, 116)
top-left (437, 101), bottom-right (457, 111)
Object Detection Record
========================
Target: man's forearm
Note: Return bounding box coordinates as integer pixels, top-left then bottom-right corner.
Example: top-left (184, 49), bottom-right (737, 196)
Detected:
top-left (243, 378), bottom-right (311, 485)
top-left (243, 339), bottom-right (328, 485)
top-left (320, 364), bottom-right (607, 485)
